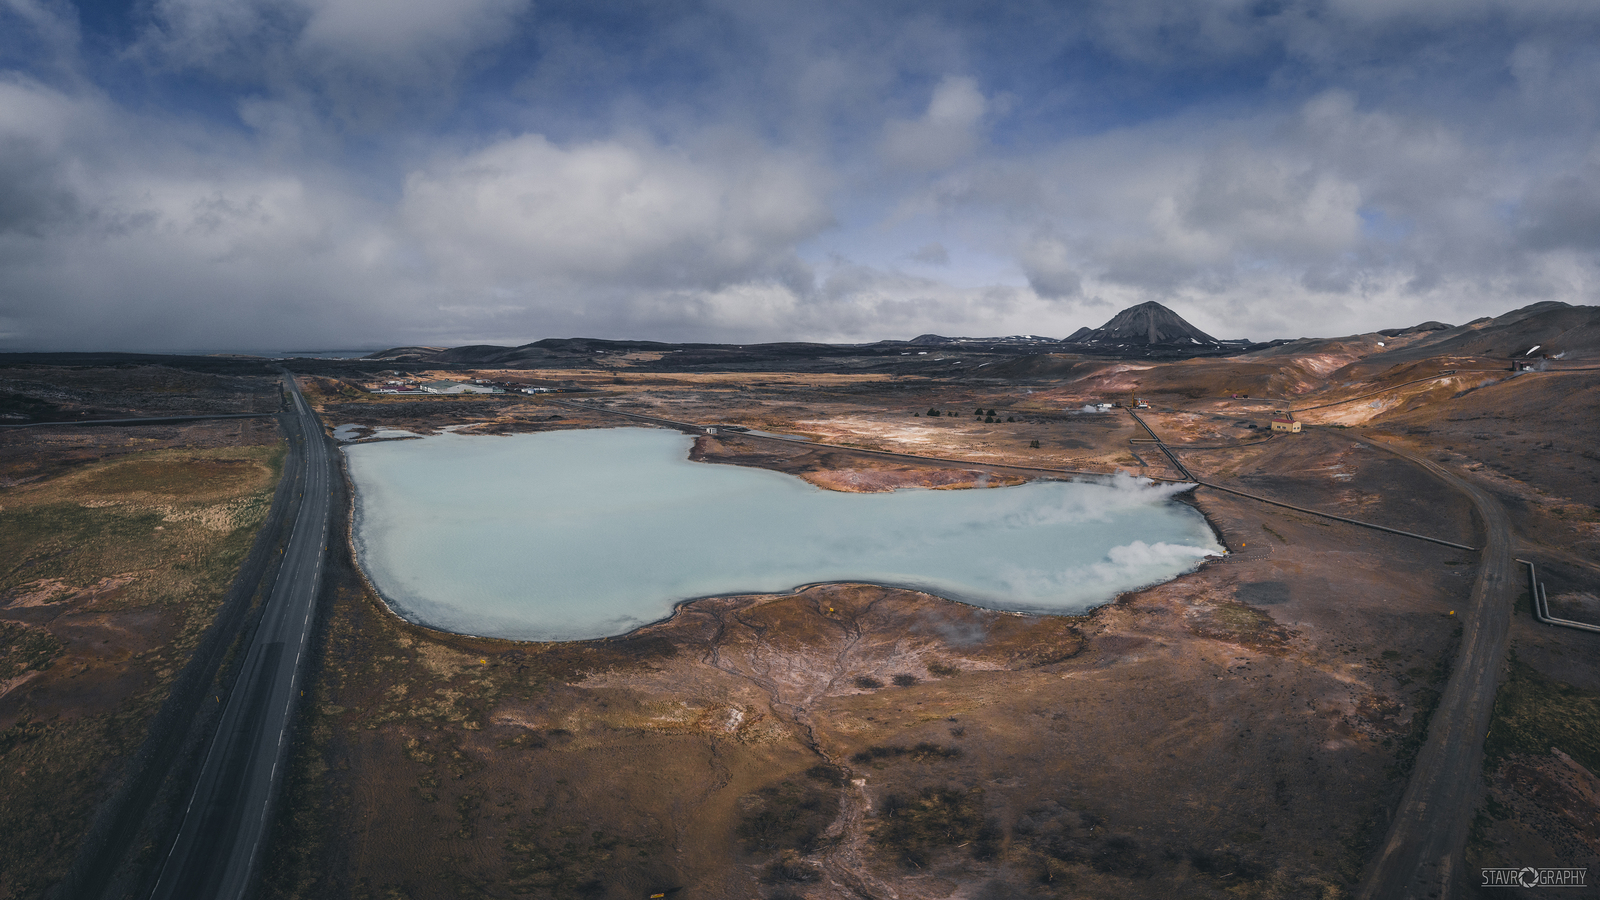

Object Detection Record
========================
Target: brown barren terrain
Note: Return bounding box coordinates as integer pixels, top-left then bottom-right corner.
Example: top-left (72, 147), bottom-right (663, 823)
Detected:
top-left (0, 368), bottom-right (284, 900)
top-left (262, 314), bottom-right (1600, 900)
top-left (4, 305), bottom-right (1598, 900)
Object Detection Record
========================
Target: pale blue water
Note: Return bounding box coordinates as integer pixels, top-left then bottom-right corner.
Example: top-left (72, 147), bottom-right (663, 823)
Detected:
top-left (345, 427), bottom-right (1223, 641)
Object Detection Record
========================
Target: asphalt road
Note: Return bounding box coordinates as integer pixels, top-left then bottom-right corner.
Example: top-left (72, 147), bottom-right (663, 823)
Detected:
top-left (1353, 435), bottom-right (1515, 900)
top-left (149, 374), bottom-right (332, 900)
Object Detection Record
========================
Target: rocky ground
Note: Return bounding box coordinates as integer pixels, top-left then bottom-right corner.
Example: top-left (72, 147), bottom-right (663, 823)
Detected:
top-left (265, 469), bottom-right (1477, 899)
top-left (0, 370), bottom-right (284, 900)
top-left (266, 349), bottom-right (1600, 900)
top-left (3, 339), bottom-right (1595, 899)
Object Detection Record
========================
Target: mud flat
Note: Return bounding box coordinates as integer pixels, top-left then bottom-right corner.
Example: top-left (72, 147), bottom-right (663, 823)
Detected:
top-left (274, 327), bottom-right (1598, 900)
top-left (343, 427), bottom-right (1222, 641)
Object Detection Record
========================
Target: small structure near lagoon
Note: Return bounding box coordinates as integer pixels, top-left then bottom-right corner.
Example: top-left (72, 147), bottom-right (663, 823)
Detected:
top-left (420, 380), bottom-right (502, 394)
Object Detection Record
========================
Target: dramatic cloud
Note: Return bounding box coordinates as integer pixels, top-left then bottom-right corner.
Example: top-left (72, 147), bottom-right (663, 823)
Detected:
top-left (136, 0), bottom-right (529, 121)
top-left (401, 135), bottom-right (830, 290)
top-left (0, 76), bottom-right (84, 237)
top-left (1519, 157), bottom-right (1600, 252)
top-left (1018, 236), bottom-right (1083, 301)
top-left (880, 75), bottom-right (988, 172)
top-left (2, 0), bottom-right (1600, 348)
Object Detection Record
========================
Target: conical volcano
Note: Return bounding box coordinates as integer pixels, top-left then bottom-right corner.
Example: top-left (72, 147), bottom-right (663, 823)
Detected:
top-left (1062, 301), bottom-right (1219, 347)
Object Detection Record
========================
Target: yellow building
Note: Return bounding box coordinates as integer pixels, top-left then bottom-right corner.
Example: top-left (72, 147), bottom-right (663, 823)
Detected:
top-left (1270, 416), bottom-right (1301, 433)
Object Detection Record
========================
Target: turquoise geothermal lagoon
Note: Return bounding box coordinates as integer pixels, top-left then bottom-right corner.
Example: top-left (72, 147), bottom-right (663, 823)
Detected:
top-left (344, 427), bottom-right (1224, 641)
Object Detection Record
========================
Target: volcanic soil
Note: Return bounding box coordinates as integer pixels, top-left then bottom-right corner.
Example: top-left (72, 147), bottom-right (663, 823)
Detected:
top-left (4, 330), bottom-right (1595, 900)
top-left (0, 367), bottom-right (285, 900)
top-left (262, 346), bottom-right (1600, 900)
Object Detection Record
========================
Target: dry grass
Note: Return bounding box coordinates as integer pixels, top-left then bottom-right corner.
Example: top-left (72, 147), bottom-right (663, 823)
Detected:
top-left (0, 440), bottom-right (282, 900)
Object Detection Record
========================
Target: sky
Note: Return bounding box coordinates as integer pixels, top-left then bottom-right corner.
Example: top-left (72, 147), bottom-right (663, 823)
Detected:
top-left (2, 0), bottom-right (1600, 350)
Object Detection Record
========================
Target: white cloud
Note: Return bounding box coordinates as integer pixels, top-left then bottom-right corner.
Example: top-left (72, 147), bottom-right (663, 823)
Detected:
top-left (873, 80), bottom-right (1600, 339)
top-left (1177, 143), bottom-right (1364, 259)
top-left (400, 134), bottom-right (832, 291)
top-left (880, 75), bottom-right (988, 172)
top-left (1018, 235), bottom-right (1082, 300)
top-left (0, 73), bottom-right (412, 348)
top-left (0, 163), bottom-right (402, 348)
top-left (298, 0), bottom-right (523, 63)
top-left (137, 0), bottom-right (528, 123)
top-left (0, 75), bottom-right (88, 236)
top-left (136, 0), bottom-right (287, 75)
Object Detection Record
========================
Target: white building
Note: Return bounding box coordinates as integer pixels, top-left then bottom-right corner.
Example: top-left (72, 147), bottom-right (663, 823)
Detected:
top-left (420, 380), bottom-right (502, 394)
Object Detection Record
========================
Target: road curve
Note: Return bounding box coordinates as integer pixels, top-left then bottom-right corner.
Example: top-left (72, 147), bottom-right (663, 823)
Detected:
top-left (149, 373), bottom-right (332, 900)
top-left (1352, 435), bottom-right (1515, 900)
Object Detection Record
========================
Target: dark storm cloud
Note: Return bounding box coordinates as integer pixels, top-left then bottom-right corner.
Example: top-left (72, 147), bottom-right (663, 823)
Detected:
top-left (2, 0), bottom-right (1599, 348)
top-left (0, 114), bottom-right (80, 235)
top-left (1519, 162), bottom-right (1600, 251)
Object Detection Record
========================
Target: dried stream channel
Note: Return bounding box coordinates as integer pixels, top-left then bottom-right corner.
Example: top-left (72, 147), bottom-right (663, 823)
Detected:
top-left (345, 427), bottom-right (1223, 640)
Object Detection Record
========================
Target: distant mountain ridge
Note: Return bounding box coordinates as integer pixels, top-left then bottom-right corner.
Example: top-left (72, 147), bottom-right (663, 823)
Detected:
top-left (1359, 300), bottom-right (1600, 363)
top-left (1060, 300), bottom-right (1237, 348)
top-left (904, 334), bottom-right (1061, 346)
top-left (360, 300), bottom-right (1600, 371)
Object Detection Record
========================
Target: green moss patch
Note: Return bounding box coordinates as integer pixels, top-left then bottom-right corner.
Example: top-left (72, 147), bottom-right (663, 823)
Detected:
top-left (850, 742), bottom-right (961, 766)
top-left (0, 623), bottom-right (62, 682)
top-left (873, 786), bottom-right (996, 868)
top-left (1485, 654), bottom-right (1600, 773)
top-left (737, 774), bottom-right (843, 855)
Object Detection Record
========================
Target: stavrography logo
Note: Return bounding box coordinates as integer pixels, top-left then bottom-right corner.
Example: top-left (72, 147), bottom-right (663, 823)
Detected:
top-left (1481, 867), bottom-right (1587, 888)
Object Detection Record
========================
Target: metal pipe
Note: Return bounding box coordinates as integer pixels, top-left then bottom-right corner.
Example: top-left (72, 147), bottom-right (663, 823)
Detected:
top-left (1514, 558), bottom-right (1600, 634)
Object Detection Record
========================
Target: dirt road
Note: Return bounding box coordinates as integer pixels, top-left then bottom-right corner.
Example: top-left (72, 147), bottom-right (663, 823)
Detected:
top-left (1353, 435), bottom-right (1515, 899)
